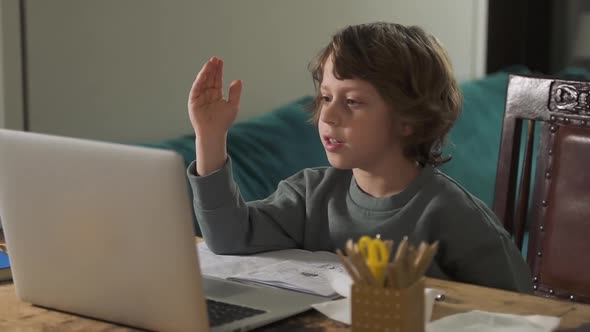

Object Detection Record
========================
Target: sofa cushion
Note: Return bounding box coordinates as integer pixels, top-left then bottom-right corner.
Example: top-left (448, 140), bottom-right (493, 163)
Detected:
top-left (440, 66), bottom-right (531, 207)
top-left (227, 96), bottom-right (328, 201)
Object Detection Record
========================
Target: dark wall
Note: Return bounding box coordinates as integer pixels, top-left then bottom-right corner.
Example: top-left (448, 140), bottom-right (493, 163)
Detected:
top-left (487, 0), bottom-right (554, 74)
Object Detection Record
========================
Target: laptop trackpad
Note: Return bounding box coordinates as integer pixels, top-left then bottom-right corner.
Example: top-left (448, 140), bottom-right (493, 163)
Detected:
top-left (202, 276), bottom-right (255, 299)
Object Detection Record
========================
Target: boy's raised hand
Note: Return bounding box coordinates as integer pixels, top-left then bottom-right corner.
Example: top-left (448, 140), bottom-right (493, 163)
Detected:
top-left (188, 57), bottom-right (243, 176)
top-left (188, 57), bottom-right (242, 139)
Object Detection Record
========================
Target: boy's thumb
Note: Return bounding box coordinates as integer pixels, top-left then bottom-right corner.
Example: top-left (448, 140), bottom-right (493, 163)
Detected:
top-left (228, 80), bottom-right (243, 108)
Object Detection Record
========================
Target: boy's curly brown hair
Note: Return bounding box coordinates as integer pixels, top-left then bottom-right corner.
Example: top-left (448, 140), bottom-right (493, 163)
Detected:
top-left (308, 22), bottom-right (462, 166)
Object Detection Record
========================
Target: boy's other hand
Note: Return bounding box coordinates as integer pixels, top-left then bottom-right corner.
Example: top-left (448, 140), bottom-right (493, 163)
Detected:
top-left (188, 57), bottom-right (242, 139)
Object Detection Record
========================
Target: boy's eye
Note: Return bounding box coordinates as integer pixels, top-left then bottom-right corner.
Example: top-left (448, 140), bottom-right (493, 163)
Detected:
top-left (346, 99), bottom-right (359, 106)
top-left (321, 96), bottom-right (331, 103)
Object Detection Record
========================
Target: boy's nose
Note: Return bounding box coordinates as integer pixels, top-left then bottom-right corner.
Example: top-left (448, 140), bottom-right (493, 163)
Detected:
top-left (320, 103), bottom-right (341, 126)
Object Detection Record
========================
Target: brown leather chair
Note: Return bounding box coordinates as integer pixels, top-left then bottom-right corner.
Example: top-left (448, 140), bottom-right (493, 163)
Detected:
top-left (493, 73), bottom-right (590, 303)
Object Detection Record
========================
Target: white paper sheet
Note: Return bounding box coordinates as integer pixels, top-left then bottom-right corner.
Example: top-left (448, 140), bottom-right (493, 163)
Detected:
top-left (311, 272), bottom-right (561, 331)
top-left (426, 310), bottom-right (560, 332)
top-left (197, 242), bottom-right (345, 297)
top-left (311, 272), bottom-right (443, 324)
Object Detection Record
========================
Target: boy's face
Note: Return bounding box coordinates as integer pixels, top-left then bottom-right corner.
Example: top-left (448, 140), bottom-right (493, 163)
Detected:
top-left (318, 58), bottom-right (404, 171)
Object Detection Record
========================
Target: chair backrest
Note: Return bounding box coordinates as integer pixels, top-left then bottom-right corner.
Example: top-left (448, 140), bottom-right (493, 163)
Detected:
top-left (493, 74), bottom-right (590, 303)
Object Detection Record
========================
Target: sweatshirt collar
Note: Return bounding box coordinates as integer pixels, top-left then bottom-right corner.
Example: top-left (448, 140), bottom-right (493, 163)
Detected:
top-left (348, 165), bottom-right (435, 211)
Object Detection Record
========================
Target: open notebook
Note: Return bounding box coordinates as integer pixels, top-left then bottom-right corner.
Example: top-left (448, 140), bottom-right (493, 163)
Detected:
top-left (197, 242), bottom-right (345, 298)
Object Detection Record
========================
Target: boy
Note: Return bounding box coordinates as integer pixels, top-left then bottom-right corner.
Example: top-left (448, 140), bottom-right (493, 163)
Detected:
top-left (186, 22), bottom-right (532, 293)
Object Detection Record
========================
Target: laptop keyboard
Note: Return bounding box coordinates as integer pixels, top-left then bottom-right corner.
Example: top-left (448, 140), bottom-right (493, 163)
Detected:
top-left (206, 299), bottom-right (267, 327)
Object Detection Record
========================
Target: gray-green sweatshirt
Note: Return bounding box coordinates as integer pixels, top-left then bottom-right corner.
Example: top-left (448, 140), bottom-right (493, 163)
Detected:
top-left (188, 158), bottom-right (533, 293)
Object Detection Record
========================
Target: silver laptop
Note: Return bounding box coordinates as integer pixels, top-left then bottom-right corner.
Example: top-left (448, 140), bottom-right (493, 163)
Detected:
top-left (0, 129), bottom-right (327, 332)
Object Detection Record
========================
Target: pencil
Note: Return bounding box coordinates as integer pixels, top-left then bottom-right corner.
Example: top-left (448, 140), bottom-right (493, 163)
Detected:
top-left (414, 242), bottom-right (428, 267)
top-left (393, 237), bottom-right (409, 288)
top-left (407, 245), bottom-right (419, 286)
top-left (386, 263), bottom-right (398, 289)
top-left (384, 239), bottom-right (394, 261)
top-left (336, 249), bottom-right (361, 283)
top-left (414, 241), bottom-right (439, 277)
top-left (345, 243), bottom-right (372, 285)
top-left (351, 244), bottom-right (377, 286)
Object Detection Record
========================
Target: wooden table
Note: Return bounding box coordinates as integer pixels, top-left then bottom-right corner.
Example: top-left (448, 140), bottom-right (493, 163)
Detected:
top-left (2, 278), bottom-right (590, 331)
top-left (1, 234), bottom-right (590, 331)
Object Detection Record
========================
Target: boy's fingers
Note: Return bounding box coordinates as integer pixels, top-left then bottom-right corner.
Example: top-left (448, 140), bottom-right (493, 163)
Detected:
top-left (214, 57), bottom-right (223, 90)
top-left (202, 58), bottom-right (216, 89)
top-left (190, 57), bottom-right (222, 100)
top-left (228, 80), bottom-right (243, 108)
top-left (190, 58), bottom-right (214, 97)
top-left (190, 72), bottom-right (207, 100)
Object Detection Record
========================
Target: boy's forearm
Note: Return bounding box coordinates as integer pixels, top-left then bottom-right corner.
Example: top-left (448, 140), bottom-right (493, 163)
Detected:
top-left (195, 136), bottom-right (228, 176)
top-left (187, 158), bottom-right (302, 255)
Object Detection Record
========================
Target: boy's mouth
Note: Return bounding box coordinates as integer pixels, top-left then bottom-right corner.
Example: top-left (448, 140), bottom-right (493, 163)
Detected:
top-left (323, 136), bottom-right (345, 152)
top-left (323, 136), bottom-right (344, 144)
top-left (329, 138), bottom-right (341, 144)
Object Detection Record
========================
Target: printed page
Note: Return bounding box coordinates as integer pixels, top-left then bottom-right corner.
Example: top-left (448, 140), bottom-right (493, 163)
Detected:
top-left (197, 242), bottom-right (345, 297)
top-left (197, 242), bottom-right (300, 279)
top-left (229, 259), bottom-right (346, 297)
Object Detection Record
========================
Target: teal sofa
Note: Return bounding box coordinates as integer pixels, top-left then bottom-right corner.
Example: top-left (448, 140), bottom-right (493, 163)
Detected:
top-left (142, 67), bottom-right (590, 241)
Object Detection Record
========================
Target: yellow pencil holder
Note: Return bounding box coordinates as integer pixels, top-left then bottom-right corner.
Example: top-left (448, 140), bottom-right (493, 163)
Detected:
top-left (351, 277), bottom-right (425, 332)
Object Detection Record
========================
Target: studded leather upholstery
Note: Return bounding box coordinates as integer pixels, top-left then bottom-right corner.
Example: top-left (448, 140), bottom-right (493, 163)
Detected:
top-left (493, 74), bottom-right (590, 303)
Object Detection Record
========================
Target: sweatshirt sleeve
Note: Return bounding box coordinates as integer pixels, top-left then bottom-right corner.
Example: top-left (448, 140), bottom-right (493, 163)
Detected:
top-left (187, 158), bottom-right (306, 255)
